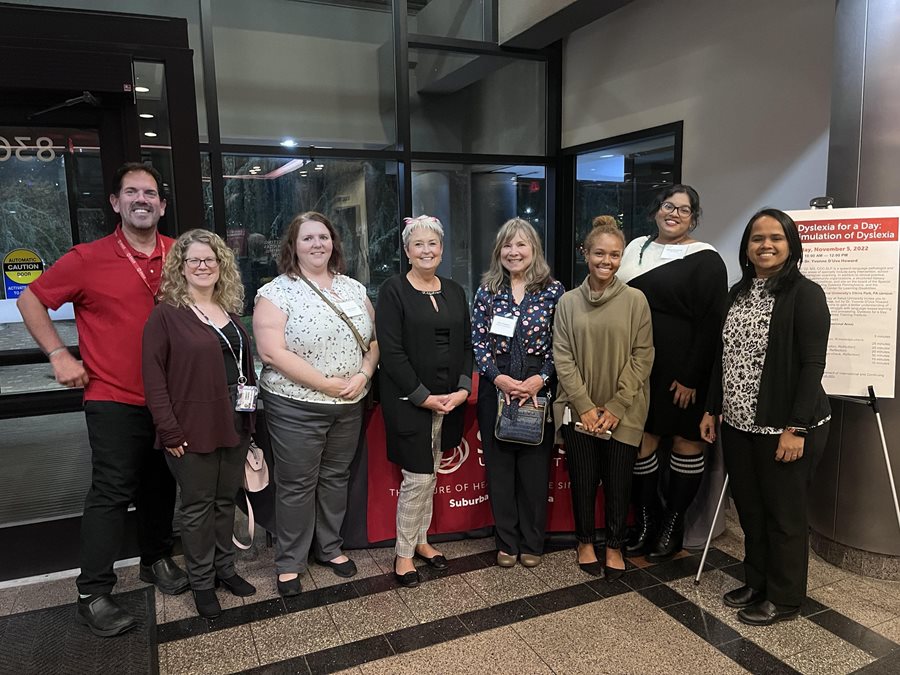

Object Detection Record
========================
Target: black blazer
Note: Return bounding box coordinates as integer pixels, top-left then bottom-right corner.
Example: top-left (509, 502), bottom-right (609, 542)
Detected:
top-left (375, 274), bottom-right (474, 473)
top-left (707, 275), bottom-right (831, 429)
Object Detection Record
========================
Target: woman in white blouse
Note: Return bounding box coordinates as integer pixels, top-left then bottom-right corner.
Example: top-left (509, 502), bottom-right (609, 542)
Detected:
top-left (254, 211), bottom-right (379, 597)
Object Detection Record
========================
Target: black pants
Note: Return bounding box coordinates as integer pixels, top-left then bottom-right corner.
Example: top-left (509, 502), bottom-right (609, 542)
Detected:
top-left (561, 424), bottom-right (636, 549)
top-left (721, 422), bottom-right (829, 607)
top-left (477, 381), bottom-right (553, 555)
top-left (76, 402), bottom-right (176, 595)
top-left (166, 434), bottom-right (247, 590)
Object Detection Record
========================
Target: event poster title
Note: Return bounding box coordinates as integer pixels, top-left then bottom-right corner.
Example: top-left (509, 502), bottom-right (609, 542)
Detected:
top-left (798, 218), bottom-right (898, 242)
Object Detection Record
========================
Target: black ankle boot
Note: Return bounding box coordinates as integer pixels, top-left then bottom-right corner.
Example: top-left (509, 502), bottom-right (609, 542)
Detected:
top-left (625, 504), bottom-right (658, 555)
top-left (646, 510), bottom-right (684, 562)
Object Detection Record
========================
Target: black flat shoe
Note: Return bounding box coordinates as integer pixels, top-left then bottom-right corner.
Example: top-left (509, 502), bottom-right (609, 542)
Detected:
top-left (215, 573), bottom-right (256, 597)
top-left (394, 557), bottom-right (420, 588)
top-left (192, 588), bottom-right (222, 619)
top-left (75, 594), bottom-right (137, 637)
top-left (605, 566), bottom-right (625, 582)
top-left (414, 551), bottom-right (448, 570)
top-left (139, 557), bottom-right (190, 595)
top-left (737, 599), bottom-right (800, 626)
top-left (317, 557), bottom-right (358, 578)
top-left (276, 575), bottom-right (302, 597)
top-left (723, 585), bottom-right (765, 609)
top-left (578, 560), bottom-right (605, 577)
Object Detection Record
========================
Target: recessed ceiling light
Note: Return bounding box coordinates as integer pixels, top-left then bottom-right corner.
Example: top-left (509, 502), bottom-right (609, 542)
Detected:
top-left (144, 131), bottom-right (157, 138)
top-left (280, 138), bottom-right (298, 148)
top-left (139, 113), bottom-right (154, 119)
top-left (135, 86), bottom-right (150, 93)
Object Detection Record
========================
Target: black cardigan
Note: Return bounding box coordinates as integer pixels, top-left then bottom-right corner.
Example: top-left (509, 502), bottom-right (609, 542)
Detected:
top-left (706, 275), bottom-right (831, 430)
top-left (375, 274), bottom-right (474, 473)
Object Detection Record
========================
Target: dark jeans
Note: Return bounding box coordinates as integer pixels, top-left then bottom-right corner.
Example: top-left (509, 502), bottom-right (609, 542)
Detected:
top-left (76, 402), bottom-right (176, 595)
top-left (721, 422), bottom-right (829, 607)
top-left (477, 379), bottom-right (552, 555)
top-left (561, 424), bottom-right (636, 549)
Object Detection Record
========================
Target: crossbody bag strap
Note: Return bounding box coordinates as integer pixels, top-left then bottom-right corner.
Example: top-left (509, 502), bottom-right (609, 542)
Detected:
top-left (301, 276), bottom-right (370, 353)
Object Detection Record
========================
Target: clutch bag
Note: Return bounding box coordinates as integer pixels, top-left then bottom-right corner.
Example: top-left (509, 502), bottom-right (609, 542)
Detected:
top-left (494, 392), bottom-right (550, 446)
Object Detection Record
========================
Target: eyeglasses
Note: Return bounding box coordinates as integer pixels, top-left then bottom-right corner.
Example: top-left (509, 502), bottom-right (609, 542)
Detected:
top-left (184, 257), bottom-right (219, 269)
top-left (660, 201), bottom-right (693, 217)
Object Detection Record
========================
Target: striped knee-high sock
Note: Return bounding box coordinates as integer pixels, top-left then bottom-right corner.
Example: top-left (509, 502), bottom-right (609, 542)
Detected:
top-left (632, 452), bottom-right (659, 507)
top-left (667, 451), bottom-right (705, 513)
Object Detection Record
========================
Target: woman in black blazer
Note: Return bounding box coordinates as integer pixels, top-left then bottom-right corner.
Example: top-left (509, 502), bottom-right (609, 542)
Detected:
top-left (701, 208), bottom-right (831, 627)
top-left (375, 215), bottom-right (473, 588)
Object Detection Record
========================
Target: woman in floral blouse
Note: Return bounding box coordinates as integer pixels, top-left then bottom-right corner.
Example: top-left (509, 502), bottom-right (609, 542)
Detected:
top-left (472, 218), bottom-right (564, 568)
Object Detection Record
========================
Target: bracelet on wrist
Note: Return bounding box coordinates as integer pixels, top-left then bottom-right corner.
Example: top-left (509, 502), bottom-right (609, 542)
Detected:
top-left (47, 346), bottom-right (68, 359)
top-left (358, 370), bottom-right (371, 385)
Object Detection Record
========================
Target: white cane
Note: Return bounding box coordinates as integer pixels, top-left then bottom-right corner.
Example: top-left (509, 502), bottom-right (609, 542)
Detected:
top-left (695, 473), bottom-right (729, 585)
top-left (868, 386), bottom-right (900, 534)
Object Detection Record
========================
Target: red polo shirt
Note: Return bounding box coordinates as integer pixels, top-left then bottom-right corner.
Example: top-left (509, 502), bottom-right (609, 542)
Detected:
top-left (29, 226), bottom-right (175, 405)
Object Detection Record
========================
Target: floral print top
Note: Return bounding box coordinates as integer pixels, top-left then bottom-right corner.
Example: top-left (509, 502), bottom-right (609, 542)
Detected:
top-left (256, 273), bottom-right (372, 404)
top-left (472, 280), bottom-right (565, 382)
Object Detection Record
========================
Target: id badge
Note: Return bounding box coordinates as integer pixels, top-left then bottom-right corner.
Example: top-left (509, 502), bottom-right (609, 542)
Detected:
top-left (235, 384), bottom-right (259, 412)
top-left (490, 314), bottom-right (518, 337)
top-left (339, 300), bottom-right (365, 317)
top-left (660, 244), bottom-right (687, 260)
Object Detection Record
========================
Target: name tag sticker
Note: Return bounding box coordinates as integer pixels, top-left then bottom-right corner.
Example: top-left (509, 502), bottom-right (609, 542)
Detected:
top-left (339, 300), bottom-right (365, 317)
top-left (660, 244), bottom-right (688, 260)
top-left (490, 315), bottom-right (518, 337)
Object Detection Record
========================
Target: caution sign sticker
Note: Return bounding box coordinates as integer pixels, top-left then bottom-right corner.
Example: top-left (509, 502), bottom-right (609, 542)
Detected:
top-left (3, 248), bottom-right (44, 300)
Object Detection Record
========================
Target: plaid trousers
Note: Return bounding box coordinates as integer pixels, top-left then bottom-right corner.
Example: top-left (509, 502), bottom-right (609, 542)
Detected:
top-left (395, 412), bottom-right (443, 558)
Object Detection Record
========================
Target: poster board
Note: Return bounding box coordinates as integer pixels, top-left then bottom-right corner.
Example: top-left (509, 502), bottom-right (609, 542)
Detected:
top-left (787, 207), bottom-right (900, 398)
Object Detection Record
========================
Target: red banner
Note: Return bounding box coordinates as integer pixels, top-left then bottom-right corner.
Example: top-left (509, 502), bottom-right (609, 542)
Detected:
top-left (366, 375), bottom-right (605, 543)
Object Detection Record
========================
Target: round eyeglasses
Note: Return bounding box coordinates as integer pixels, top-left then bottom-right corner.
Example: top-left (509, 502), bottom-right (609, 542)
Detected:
top-left (660, 201), bottom-right (693, 217)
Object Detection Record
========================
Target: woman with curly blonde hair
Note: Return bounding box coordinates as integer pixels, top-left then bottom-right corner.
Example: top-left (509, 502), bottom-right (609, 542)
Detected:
top-left (142, 229), bottom-right (258, 619)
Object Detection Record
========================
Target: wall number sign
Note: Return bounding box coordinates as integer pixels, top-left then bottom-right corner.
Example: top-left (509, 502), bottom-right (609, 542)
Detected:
top-left (0, 136), bottom-right (57, 162)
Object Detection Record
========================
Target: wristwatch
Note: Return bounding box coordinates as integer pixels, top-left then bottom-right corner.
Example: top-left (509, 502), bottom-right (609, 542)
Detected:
top-left (540, 373), bottom-right (550, 385)
top-left (785, 426), bottom-right (808, 437)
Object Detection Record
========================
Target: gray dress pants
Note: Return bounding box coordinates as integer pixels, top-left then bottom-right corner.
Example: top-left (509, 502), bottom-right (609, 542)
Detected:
top-left (264, 393), bottom-right (363, 574)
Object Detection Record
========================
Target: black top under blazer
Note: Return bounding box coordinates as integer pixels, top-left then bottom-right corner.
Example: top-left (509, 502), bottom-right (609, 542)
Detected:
top-left (706, 275), bottom-right (831, 430)
top-left (375, 274), bottom-right (474, 473)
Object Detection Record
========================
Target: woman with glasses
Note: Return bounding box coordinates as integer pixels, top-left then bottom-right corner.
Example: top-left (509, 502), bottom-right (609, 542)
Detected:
top-left (254, 212), bottom-right (379, 596)
top-left (143, 229), bottom-right (258, 619)
top-left (617, 185), bottom-right (727, 561)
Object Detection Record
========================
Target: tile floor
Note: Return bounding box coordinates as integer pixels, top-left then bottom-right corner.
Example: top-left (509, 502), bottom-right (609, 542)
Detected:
top-left (2, 513), bottom-right (900, 675)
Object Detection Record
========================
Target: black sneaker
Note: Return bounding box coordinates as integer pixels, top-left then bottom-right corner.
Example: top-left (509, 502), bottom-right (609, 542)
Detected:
top-left (75, 594), bottom-right (137, 637)
top-left (215, 573), bottom-right (256, 597)
top-left (139, 557), bottom-right (189, 595)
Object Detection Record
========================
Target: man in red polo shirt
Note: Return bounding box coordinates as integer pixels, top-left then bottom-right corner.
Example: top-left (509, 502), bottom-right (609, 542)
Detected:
top-left (17, 162), bottom-right (188, 637)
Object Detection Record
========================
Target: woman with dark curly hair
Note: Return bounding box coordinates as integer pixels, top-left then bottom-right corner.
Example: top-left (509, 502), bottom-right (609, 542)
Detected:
top-left (143, 229), bottom-right (258, 618)
top-left (618, 185), bottom-right (727, 561)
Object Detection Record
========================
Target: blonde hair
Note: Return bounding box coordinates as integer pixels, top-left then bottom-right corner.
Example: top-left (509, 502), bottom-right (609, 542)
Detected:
top-left (158, 229), bottom-right (245, 313)
top-left (401, 215), bottom-right (444, 248)
top-left (481, 218), bottom-right (552, 294)
top-left (584, 215), bottom-right (624, 251)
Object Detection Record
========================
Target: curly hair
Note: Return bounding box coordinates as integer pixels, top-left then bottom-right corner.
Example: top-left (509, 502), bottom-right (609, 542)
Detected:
top-left (278, 211), bottom-right (345, 278)
top-left (481, 218), bottom-right (552, 294)
top-left (158, 229), bottom-right (244, 313)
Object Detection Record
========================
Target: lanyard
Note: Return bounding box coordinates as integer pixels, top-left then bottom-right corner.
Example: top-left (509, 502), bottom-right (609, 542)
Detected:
top-left (115, 230), bottom-right (167, 298)
top-left (193, 305), bottom-right (247, 384)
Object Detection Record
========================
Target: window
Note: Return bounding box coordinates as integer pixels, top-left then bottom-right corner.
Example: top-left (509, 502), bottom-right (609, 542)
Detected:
top-left (570, 125), bottom-right (681, 283)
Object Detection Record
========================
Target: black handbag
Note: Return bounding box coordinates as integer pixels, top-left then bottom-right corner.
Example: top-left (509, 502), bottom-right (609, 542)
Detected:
top-left (494, 392), bottom-right (551, 445)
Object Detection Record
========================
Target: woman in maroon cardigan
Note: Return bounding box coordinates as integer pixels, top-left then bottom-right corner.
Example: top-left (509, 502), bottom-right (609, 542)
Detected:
top-left (142, 229), bottom-right (257, 619)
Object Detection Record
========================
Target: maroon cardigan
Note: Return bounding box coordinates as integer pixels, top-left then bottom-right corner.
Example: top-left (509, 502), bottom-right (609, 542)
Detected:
top-left (142, 302), bottom-right (256, 453)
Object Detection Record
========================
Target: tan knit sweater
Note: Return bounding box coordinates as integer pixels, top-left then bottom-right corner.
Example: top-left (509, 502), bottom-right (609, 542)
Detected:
top-left (552, 275), bottom-right (654, 447)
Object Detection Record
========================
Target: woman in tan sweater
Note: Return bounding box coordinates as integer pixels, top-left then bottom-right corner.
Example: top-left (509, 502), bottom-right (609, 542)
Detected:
top-left (553, 216), bottom-right (654, 579)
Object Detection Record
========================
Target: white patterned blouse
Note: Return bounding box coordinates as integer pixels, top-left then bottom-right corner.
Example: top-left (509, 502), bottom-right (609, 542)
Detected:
top-left (256, 273), bottom-right (373, 404)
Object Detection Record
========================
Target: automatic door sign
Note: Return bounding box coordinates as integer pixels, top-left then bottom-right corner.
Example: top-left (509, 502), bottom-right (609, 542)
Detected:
top-left (3, 248), bottom-right (44, 300)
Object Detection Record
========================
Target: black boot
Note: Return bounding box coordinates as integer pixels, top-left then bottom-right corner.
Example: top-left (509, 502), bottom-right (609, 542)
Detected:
top-left (625, 452), bottom-right (660, 555)
top-left (646, 510), bottom-right (684, 562)
top-left (646, 451), bottom-right (705, 562)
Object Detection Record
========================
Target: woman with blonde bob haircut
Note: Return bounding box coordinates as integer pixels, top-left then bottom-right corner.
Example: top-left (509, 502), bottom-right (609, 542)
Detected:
top-left (472, 218), bottom-right (564, 567)
top-left (143, 229), bottom-right (258, 619)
